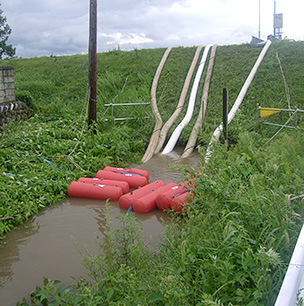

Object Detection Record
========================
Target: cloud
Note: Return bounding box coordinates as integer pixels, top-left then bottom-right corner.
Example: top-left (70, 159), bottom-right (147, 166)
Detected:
top-left (100, 32), bottom-right (153, 46)
top-left (1, 0), bottom-right (303, 58)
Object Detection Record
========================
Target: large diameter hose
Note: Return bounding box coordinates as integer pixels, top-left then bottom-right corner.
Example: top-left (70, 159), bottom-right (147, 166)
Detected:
top-left (162, 44), bottom-right (212, 155)
top-left (205, 39), bottom-right (272, 163)
top-left (154, 45), bottom-right (204, 153)
top-left (141, 47), bottom-right (173, 163)
top-left (182, 44), bottom-right (217, 158)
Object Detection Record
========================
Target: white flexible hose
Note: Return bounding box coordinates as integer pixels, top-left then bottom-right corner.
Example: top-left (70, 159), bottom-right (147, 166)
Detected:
top-left (162, 44), bottom-right (212, 154)
top-left (274, 223), bottom-right (304, 306)
top-left (205, 39), bottom-right (272, 163)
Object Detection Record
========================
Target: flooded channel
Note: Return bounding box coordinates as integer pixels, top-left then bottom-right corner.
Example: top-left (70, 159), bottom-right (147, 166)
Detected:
top-left (0, 149), bottom-right (200, 305)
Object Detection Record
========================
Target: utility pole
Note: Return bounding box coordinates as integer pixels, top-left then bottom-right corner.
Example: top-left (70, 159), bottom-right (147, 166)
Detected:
top-left (88, 0), bottom-right (97, 134)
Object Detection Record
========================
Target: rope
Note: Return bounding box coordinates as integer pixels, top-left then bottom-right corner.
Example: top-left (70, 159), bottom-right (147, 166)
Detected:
top-left (127, 204), bottom-right (133, 214)
top-left (68, 88), bottom-right (90, 156)
top-left (287, 194), bottom-right (304, 205)
top-left (112, 75), bottom-right (129, 102)
top-left (111, 170), bottom-right (141, 176)
top-left (0, 216), bottom-right (14, 221)
top-left (173, 189), bottom-right (190, 198)
top-left (263, 109), bottom-right (299, 147)
top-left (276, 52), bottom-right (292, 111)
top-left (67, 156), bottom-right (85, 172)
top-left (67, 84), bottom-right (91, 132)
top-left (2, 171), bottom-right (61, 186)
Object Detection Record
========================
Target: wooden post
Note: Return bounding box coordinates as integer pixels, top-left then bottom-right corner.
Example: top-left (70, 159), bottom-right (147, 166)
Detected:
top-left (88, 0), bottom-right (97, 134)
top-left (223, 88), bottom-right (228, 147)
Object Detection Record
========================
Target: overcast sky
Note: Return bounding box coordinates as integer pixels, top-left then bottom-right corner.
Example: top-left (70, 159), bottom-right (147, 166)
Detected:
top-left (1, 0), bottom-right (303, 58)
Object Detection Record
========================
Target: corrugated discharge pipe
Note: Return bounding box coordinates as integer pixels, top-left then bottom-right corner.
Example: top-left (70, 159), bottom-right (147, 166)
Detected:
top-left (154, 45), bottom-right (203, 153)
top-left (162, 44), bottom-right (212, 155)
top-left (141, 47), bottom-right (173, 163)
top-left (205, 39), bottom-right (272, 163)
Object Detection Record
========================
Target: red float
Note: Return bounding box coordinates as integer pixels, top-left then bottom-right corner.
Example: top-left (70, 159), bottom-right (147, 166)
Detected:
top-left (96, 169), bottom-right (147, 188)
top-left (133, 182), bottom-right (178, 214)
top-left (103, 166), bottom-right (149, 181)
top-left (171, 191), bottom-right (193, 212)
top-left (156, 184), bottom-right (187, 211)
top-left (77, 177), bottom-right (129, 194)
top-left (68, 181), bottom-right (123, 201)
top-left (155, 174), bottom-right (197, 211)
top-left (119, 180), bottom-right (165, 210)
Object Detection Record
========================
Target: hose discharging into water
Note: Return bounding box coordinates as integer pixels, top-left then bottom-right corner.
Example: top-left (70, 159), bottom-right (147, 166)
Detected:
top-left (205, 39), bottom-right (272, 164)
top-left (154, 45), bottom-right (204, 154)
top-left (141, 47), bottom-right (173, 163)
top-left (162, 44), bottom-right (212, 155)
top-left (181, 44), bottom-right (217, 158)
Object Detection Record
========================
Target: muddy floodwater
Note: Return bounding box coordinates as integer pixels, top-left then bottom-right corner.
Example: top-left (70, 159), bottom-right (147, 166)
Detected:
top-left (0, 149), bottom-right (200, 305)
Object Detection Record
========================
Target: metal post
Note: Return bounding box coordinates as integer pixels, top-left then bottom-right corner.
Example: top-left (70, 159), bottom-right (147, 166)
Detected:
top-left (294, 106), bottom-right (298, 128)
top-left (223, 88), bottom-right (228, 148)
top-left (274, 0), bottom-right (276, 36)
top-left (88, 0), bottom-right (97, 134)
top-left (110, 103), bottom-right (113, 117)
top-left (110, 103), bottom-right (114, 126)
top-left (258, 0), bottom-right (261, 39)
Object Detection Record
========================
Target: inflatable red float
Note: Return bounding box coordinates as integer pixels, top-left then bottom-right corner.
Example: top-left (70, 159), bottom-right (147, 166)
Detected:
top-left (77, 177), bottom-right (129, 194)
top-left (119, 180), bottom-right (165, 210)
top-left (103, 166), bottom-right (149, 181)
top-left (156, 175), bottom-right (196, 211)
top-left (68, 165), bottom-right (196, 213)
top-left (133, 182), bottom-right (178, 213)
top-left (155, 184), bottom-right (186, 211)
top-left (171, 191), bottom-right (193, 212)
top-left (68, 181), bottom-right (123, 201)
top-left (96, 169), bottom-right (147, 188)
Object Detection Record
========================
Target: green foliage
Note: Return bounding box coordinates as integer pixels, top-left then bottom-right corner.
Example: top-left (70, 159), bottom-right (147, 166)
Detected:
top-left (0, 111), bottom-right (149, 239)
top-left (16, 90), bottom-right (35, 109)
top-left (1, 41), bottom-right (304, 305)
top-left (179, 130), bottom-right (303, 305)
top-left (0, 4), bottom-right (15, 59)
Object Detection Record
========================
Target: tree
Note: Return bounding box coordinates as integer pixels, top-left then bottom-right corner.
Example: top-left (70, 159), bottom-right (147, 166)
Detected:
top-left (0, 5), bottom-right (15, 59)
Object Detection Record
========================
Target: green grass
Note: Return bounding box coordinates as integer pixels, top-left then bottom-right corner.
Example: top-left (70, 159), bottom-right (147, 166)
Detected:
top-left (1, 40), bottom-right (304, 305)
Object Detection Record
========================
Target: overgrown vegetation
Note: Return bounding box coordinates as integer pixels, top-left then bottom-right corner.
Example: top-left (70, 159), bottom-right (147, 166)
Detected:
top-left (1, 41), bottom-right (304, 305)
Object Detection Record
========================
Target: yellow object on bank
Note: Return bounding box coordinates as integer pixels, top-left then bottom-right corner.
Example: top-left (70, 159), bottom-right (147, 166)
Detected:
top-left (259, 107), bottom-right (282, 117)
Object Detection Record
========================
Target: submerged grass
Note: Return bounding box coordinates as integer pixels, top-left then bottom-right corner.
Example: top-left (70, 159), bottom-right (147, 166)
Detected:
top-left (1, 40), bottom-right (304, 305)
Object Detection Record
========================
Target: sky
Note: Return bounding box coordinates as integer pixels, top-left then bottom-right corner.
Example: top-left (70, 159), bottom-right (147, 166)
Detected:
top-left (1, 0), bottom-right (303, 58)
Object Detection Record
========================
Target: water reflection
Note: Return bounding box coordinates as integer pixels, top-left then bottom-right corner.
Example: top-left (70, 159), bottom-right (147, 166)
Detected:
top-left (68, 197), bottom-right (168, 242)
top-left (0, 220), bottom-right (40, 288)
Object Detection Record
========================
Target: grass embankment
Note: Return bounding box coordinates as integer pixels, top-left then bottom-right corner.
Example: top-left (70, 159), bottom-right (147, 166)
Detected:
top-left (1, 41), bottom-right (304, 305)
